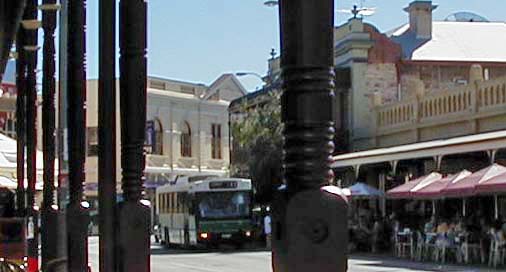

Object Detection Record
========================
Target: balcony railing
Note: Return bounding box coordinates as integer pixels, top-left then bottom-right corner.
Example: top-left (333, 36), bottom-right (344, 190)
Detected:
top-left (374, 76), bottom-right (506, 146)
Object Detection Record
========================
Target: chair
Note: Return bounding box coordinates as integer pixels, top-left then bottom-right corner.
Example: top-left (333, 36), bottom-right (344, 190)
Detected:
top-left (461, 234), bottom-right (481, 264)
top-left (488, 233), bottom-right (506, 268)
top-left (395, 230), bottom-right (414, 259)
top-left (415, 231), bottom-right (424, 261)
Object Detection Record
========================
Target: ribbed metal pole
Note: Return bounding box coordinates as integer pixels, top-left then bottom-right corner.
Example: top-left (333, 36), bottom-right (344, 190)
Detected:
top-left (24, 0), bottom-right (40, 271)
top-left (98, 0), bottom-right (117, 271)
top-left (118, 0), bottom-right (150, 271)
top-left (41, 0), bottom-right (62, 270)
top-left (66, 0), bottom-right (89, 271)
top-left (15, 20), bottom-right (27, 217)
top-left (272, 0), bottom-right (348, 271)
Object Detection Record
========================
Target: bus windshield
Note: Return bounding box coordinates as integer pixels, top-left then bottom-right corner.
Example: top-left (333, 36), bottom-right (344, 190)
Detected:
top-left (197, 191), bottom-right (251, 219)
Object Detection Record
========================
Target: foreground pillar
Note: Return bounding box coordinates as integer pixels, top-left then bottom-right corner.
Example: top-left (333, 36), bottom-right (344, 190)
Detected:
top-left (66, 0), bottom-right (89, 271)
top-left (117, 0), bottom-right (150, 271)
top-left (272, 0), bottom-right (348, 271)
top-left (98, 0), bottom-right (118, 271)
top-left (23, 0), bottom-right (40, 271)
top-left (40, 1), bottom-right (65, 271)
top-left (15, 17), bottom-right (26, 217)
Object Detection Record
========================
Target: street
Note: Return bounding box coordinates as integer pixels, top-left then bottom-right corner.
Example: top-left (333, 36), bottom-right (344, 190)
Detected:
top-left (87, 237), bottom-right (491, 272)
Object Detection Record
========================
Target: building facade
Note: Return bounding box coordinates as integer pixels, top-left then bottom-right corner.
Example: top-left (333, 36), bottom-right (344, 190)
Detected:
top-left (334, 1), bottom-right (506, 151)
top-left (332, 1), bottom-right (506, 217)
top-left (83, 75), bottom-right (247, 198)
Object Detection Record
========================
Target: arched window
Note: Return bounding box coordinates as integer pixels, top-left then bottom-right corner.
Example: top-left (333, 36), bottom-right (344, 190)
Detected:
top-left (154, 118), bottom-right (163, 155)
top-left (181, 121), bottom-right (192, 157)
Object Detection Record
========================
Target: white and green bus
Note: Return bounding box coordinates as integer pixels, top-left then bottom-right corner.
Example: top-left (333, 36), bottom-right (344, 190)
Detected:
top-left (155, 176), bottom-right (254, 248)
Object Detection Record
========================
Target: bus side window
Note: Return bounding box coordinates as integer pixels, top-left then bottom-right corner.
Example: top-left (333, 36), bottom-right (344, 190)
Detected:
top-left (174, 193), bottom-right (179, 213)
top-left (162, 193), bottom-right (166, 213)
top-left (168, 193), bottom-right (172, 213)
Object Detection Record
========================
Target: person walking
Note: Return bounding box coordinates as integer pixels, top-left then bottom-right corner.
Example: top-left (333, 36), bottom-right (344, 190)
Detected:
top-left (264, 214), bottom-right (272, 249)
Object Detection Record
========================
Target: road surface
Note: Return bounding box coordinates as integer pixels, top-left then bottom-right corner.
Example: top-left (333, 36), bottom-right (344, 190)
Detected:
top-left (88, 237), bottom-right (492, 272)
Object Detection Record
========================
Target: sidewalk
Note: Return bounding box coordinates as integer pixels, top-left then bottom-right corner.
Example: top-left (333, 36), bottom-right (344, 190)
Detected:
top-left (351, 254), bottom-right (501, 272)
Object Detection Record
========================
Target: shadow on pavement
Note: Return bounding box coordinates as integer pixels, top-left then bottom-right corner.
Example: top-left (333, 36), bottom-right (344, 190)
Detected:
top-left (151, 244), bottom-right (270, 256)
top-left (351, 255), bottom-right (496, 272)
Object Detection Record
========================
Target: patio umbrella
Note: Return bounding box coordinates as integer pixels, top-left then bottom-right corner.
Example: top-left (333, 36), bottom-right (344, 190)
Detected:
top-left (387, 172), bottom-right (442, 199)
top-left (414, 170), bottom-right (471, 199)
top-left (474, 171), bottom-right (506, 219)
top-left (475, 170), bottom-right (506, 194)
top-left (443, 164), bottom-right (506, 198)
top-left (346, 182), bottom-right (384, 198)
top-left (414, 170), bottom-right (472, 216)
top-left (0, 176), bottom-right (16, 189)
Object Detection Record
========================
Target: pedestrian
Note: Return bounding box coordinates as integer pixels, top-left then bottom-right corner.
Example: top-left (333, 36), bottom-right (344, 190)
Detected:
top-left (264, 214), bottom-right (272, 249)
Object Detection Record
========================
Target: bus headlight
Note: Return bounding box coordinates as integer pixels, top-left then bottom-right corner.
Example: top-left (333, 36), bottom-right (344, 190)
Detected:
top-left (245, 231), bottom-right (251, 237)
top-left (200, 232), bottom-right (209, 239)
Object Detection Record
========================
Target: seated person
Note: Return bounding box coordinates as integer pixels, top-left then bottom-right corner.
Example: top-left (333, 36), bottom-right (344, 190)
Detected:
top-left (424, 215), bottom-right (436, 234)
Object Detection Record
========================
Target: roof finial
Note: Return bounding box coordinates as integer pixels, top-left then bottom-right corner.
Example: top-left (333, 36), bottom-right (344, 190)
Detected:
top-left (270, 48), bottom-right (277, 60)
top-left (352, 5), bottom-right (359, 19)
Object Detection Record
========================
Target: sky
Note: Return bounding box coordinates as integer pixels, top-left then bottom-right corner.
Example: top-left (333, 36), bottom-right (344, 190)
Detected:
top-left (30, 0), bottom-right (506, 92)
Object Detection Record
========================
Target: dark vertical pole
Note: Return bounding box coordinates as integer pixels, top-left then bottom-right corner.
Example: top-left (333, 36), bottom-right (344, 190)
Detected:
top-left (118, 0), bottom-right (150, 271)
top-left (15, 22), bottom-right (27, 217)
top-left (24, 0), bottom-right (40, 271)
top-left (41, 1), bottom-right (61, 271)
top-left (66, 0), bottom-right (89, 271)
top-left (98, 0), bottom-right (117, 271)
top-left (58, 0), bottom-right (69, 209)
top-left (272, 0), bottom-right (348, 271)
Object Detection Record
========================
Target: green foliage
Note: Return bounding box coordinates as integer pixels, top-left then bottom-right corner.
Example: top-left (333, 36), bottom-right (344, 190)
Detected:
top-left (231, 92), bottom-right (282, 150)
top-left (230, 92), bottom-right (283, 201)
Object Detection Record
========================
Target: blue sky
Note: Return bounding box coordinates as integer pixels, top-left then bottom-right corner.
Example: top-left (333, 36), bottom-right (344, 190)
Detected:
top-left (36, 0), bottom-right (506, 91)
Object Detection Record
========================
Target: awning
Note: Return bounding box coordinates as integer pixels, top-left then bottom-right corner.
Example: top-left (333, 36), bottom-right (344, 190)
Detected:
top-left (387, 172), bottom-right (442, 199)
top-left (332, 130), bottom-right (506, 169)
top-left (442, 164), bottom-right (506, 198)
top-left (414, 170), bottom-right (471, 199)
top-left (345, 182), bottom-right (384, 198)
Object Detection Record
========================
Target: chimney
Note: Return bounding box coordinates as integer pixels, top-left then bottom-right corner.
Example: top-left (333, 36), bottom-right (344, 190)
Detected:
top-left (404, 1), bottom-right (438, 39)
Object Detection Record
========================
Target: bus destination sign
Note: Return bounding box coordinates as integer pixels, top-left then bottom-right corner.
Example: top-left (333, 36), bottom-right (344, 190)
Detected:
top-left (209, 181), bottom-right (238, 189)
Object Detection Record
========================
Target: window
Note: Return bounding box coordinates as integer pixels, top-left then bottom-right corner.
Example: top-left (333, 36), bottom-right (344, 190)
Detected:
top-left (211, 124), bottom-right (222, 159)
top-left (145, 119), bottom-right (163, 155)
top-left (181, 121), bottom-right (192, 157)
top-left (87, 127), bottom-right (99, 156)
top-left (180, 85), bottom-right (195, 95)
top-left (149, 80), bottom-right (166, 90)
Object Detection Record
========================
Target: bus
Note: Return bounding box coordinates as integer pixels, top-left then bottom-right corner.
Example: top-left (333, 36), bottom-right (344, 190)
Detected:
top-left (155, 176), bottom-right (254, 248)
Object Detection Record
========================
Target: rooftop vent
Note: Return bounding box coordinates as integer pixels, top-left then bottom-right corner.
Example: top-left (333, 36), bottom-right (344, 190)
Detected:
top-left (445, 12), bottom-right (489, 22)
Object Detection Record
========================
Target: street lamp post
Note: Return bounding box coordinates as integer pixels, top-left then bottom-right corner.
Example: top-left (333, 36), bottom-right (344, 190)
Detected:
top-left (272, 0), bottom-right (348, 271)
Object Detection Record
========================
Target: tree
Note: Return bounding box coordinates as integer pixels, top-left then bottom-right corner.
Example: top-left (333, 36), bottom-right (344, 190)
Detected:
top-left (231, 92), bottom-right (283, 203)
